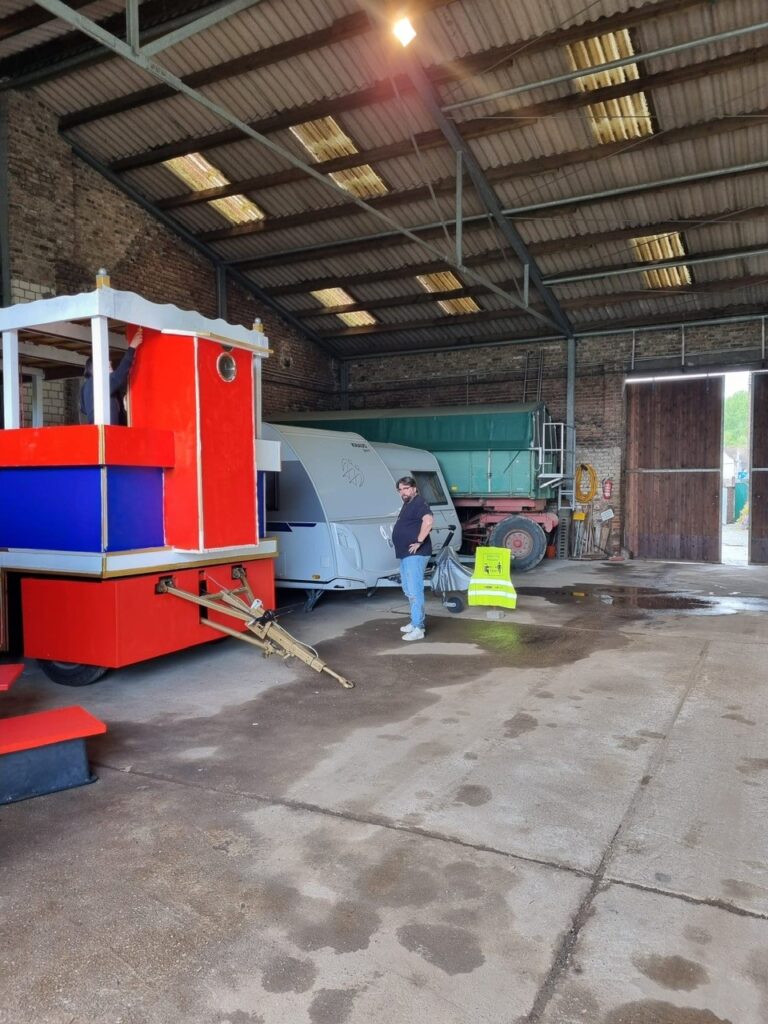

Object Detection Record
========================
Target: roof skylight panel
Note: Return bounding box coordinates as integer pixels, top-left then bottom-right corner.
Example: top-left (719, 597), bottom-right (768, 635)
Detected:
top-left (630, 233), bottom-right (692, 288)
top-left (290, 116), bottom-right (389, 199)
top-left (416, 271), bottom-right (481, 314)
top-left (164, 153), bottom-right (265, 224)
top-left (566, 30), bottom-right (653, 144)
top-left (311, 286), bottom-right (376, 327)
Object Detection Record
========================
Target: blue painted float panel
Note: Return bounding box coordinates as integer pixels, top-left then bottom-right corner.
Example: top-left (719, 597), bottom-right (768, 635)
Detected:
top-left (257, 470), bottom-right (266, 539)
top-left (106, 467), bottom-right (164, 552)
top-left (0, 465), bottom-right (165, 553)
top-left (0, 466), bottom-right (102, 550)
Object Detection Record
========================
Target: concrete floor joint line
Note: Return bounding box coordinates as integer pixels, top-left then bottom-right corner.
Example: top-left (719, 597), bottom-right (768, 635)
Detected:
top-left (520, 639), bottom-right (714, 1024)
top-left (95, 754), bottom-right (768, 927)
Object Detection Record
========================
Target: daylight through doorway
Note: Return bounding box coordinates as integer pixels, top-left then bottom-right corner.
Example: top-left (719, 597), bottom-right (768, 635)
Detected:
top-left (721, 372), bottom-right (750, 565)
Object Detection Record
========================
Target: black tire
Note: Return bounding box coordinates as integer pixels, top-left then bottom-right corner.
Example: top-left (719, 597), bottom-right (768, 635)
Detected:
top-left (488, 516), bottom-right (547, 572)
top-left (37, 660), bottom-right (108, 687)
top-left (444, 595), bottom-right (465, 614)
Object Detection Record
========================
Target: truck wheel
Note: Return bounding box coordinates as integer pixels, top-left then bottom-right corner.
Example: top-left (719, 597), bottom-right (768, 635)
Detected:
top-left (37, 660), bottom-right (108, 687)
top-left (488, 516), bottom-right (547, 572)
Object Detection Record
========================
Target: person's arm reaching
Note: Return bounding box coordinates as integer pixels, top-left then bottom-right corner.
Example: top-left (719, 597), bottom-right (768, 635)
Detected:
top-left (109, 327), bottom-right (143, 394)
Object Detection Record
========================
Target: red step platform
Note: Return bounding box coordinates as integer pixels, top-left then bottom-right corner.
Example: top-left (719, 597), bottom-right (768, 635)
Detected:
top-left (0, 664), bottom-right (24, 691)
top-left (0, 705), bottom-right (107, 804)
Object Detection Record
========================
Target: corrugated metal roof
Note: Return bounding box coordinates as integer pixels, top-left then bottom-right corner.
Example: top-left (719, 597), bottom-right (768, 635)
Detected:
top-left (0, 0), bottom-right (123, 60)
top-left (3, 0), bottom-right (767, 356)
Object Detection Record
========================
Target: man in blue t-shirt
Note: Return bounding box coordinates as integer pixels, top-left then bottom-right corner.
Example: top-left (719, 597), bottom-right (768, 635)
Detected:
top-left (392, 475), bottom-right (434, 641)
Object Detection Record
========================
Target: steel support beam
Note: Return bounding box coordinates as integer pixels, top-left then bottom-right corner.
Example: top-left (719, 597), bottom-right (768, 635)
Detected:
top-left (443, 19), bottom-right (768, 112)
top-left (455, 151), bottom-right (463, 266)
top-left (1, 0), bottom-right (238, 89)
top-left (341, 310), bottom-right (768, 363)
top-left (546, 244), bottom-right (768, 286)
top-left (361, 42), bottom-right (569, 337)
top-left (565, 335), bottom-right (576, 500)
top-left (126, 0), bottom-right (140, 52)
top-left (290, 271), bottom-right (768, 320)
top-left (141, 0), bottom-right (264, 57)
top-left (39, 0), bottom-right (562, 333)
top-left (0, 0), bottom-right (91, 41)
top-left (227, 156), bottom-right (768, 269)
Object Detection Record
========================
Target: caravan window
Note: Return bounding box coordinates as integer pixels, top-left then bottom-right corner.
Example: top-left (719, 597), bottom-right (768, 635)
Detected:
top-left (412, 471), bottom-right (448, 506)
top-left (265, 471), bottom-right (279, 511)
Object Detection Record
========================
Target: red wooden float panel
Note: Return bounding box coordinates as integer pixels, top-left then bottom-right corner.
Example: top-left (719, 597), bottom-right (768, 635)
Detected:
top-left (130, 332), bottom-right (200, 549)
top-left (0, 426), bottom-right (100, 467)
top-left (22, 558), bottom-right (275, 668)
top-left (0, 706), bottom-right (106, 756)
top-left (0, 664), bottom-right (24, 691)
top-left (197, 342), bottom-right (257, 548)
top-left (0, 425), bottom-right (174, 468)
top-left (103, 426), bottom-right (175, 467)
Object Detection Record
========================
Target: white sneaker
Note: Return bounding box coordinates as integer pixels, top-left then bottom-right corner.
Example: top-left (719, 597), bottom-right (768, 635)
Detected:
top-left (402, 628), bottom-right (425, 641)
top-left (400, 624), bottom-right (415, 633)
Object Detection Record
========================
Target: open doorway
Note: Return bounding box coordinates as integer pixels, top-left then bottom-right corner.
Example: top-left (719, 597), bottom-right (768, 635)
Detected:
top-left (721, 372), bottom-right (750, 565)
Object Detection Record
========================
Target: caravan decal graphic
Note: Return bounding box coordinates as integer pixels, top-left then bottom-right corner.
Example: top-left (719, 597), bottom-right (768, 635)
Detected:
top-left (340, 458), bottom-right (364, 487)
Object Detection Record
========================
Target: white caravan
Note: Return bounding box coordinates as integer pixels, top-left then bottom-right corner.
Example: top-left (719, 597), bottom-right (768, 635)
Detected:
top-left (262, 424), bottom-right (460, 606)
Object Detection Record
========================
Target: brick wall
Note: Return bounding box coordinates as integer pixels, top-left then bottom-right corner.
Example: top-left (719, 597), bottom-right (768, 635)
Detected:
top-left (344, 317), bottom-right (768, 550)
top-left (10, 278), bottom-right (55, 304)
top-left (16, 379), bottom-right (71, 428)
top-left (3, 90), bottom-right (338, 420)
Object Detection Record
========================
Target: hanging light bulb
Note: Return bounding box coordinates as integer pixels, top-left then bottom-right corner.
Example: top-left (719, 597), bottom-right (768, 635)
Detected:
top-left (393, 16), bottom-right (416, 47)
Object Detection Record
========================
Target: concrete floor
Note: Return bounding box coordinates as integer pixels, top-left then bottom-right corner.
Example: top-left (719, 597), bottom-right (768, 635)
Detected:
top-left (3, 557), bottom-right (768, 1024)
top-left (721, 521), bottom-right (748, 565)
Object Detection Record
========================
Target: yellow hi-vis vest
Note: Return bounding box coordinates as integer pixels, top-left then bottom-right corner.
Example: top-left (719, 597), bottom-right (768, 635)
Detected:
top-left (468, 546), bottom-right (517, 609)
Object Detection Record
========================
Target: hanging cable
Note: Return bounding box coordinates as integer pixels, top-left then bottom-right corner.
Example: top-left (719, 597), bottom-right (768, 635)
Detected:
top-left (575, 463), bottom-right (598, 503)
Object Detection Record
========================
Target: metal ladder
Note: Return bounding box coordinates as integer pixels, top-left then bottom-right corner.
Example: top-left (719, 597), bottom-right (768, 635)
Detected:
top-left (538, 420), bottom-right (569, 503)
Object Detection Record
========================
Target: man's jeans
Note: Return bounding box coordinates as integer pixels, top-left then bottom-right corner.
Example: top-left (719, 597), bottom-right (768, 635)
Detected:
top-left (400, 555), bottom-right (429, 630)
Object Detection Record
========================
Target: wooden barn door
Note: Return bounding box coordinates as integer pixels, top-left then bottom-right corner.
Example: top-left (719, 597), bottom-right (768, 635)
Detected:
top-left (750, 373), bottom-right (768, 564)
top-left (625, 378), bottom-right (723, 561)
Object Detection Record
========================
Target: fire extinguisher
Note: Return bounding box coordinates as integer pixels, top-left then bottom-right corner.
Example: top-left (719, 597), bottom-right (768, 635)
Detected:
top-left (602, 478), bottom-right (613, 500)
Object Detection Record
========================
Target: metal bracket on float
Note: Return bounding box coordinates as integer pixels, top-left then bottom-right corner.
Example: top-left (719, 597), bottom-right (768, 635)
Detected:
top-left (155, 573), bottom-right (354, 689)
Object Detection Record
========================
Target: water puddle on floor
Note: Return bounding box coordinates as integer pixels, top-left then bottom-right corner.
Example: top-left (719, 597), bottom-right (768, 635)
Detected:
top-left (515, 585), bottom-right (768, 616)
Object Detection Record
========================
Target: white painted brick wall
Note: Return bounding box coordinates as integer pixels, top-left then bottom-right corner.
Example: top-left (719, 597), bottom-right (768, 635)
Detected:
top-left (20, 379), bottom-right (71, 426)
top-left (10, 278), bottom-right (55, 303)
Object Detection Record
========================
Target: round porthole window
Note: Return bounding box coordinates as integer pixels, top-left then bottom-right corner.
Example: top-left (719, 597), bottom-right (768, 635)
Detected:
top-left (217, 352), bottom-right (237, 382)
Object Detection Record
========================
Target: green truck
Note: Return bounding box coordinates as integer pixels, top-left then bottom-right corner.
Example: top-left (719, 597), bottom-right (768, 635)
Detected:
top-left (273, 403), bottom-right (567, 571)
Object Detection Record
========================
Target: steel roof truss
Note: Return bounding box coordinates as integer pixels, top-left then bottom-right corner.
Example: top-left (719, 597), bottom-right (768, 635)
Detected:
top-left (442, 18), bottom-right (768, 113)
top-left (140, 0), bottom-right (265, 58)
top-left (34, 0), bottom-right (565, 334)
top-left (227, 156), bottom-right (768, 271)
